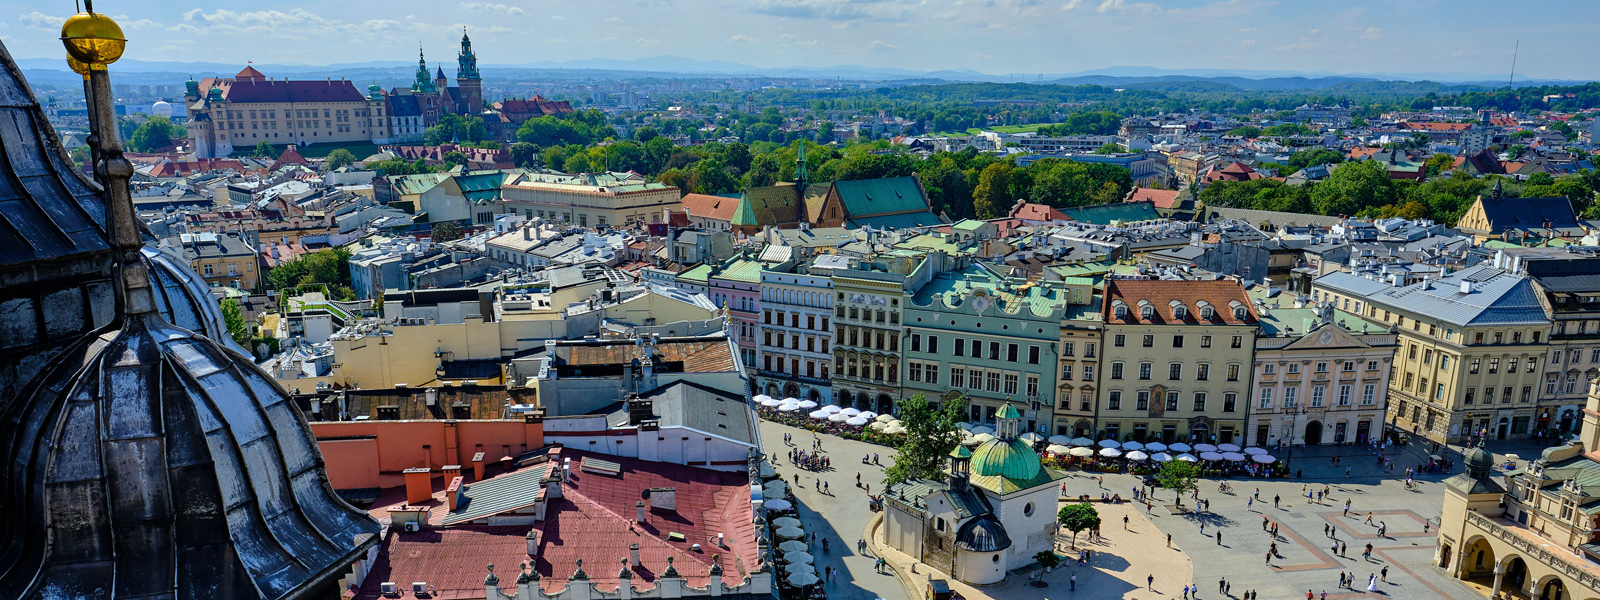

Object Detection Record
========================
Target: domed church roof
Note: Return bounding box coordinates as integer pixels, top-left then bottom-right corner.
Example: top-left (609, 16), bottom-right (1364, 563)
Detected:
top-left (0, 34), bottom-right (378, 600)
top-left (955, 515), bottom-right (1012, 552)
top-left (965, 402), bottom-right (1062, 494)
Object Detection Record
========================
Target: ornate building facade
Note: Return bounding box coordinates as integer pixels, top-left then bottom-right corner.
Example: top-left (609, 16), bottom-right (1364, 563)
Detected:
top-left (184, 65), bottom-right (391, 158)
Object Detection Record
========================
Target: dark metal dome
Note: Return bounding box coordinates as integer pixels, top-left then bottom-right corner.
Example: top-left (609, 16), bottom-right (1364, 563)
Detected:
top-left (0, 35), bottom-right (378, 600)
top-left (954, 516), bottom-right (1012, 553)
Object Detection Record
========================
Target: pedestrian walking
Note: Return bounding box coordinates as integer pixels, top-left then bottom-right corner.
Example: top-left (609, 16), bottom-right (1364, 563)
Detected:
top-left (1099, 476), bottom-right (1105, 489)
top-left (1338, 572), bottom-right (1346, 588)
top-left (1148, 574), bottom-right (1155, 590)
top-left (1217, 531), bottom-right (1222, 545)
top-left (1365, 513), bottom-right (1373, 525)
top-left (1341, 541), bottom-right (1347, 556)
top-left (1346, 467), bottom-right (1351, 478)
top-left (1344, 500), bottom-right (1351, 516)
top-left (1168, 533), bottom-right (1172, 548)
top-left (1070, 574), bottom-right (1076, 591)
top-left (1124, 515), bottom-right (1130, 530)
top-left (1220, 578), bottom-right (1226, 594)
top-left (1381, 566), bottom-right (1389, 582)
top-left (1263, 515), bottom-right (1269, 531)
top-left (1200, 522), bottom-right (1205, 535)
top-left (1324, 523), bottom-right (1330, 537)
top-left (1248, 497), bottom-right (1254, 510)
top-left (1266, 552), bottom-right (1272, 565)
top-left (1274, 494), bottom-right (1280, 508)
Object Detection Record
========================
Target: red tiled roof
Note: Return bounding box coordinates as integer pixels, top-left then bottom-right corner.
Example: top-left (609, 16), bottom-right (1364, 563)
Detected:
top-left (356, 526), bottom-right (532, 600)
top-left (1009, 202), bottom-right (1069, 222)
top-left (1348, 147), bottom-right (1382, 160)
top-left (1491, 117), bottom-right (1518, 127)
top-left (1202, 162), bottom-right (1262, 184)
top-left (270, 144), bottom-right (309, 171)
top-left (680, 193), bottom-right (742, 222)
top-left (493, 96), bottom-right (575, 118)
top-left (1127, 187), bottom-right (1181, 209)
top-left (1103, 280), bottom-right (1257, 325)
top-left (236, 65), bottom-right (266, 81)
top-left (1401, 121), bottom-right (1471, 131)
top-left (535, 450), bottom-right (758, 594)
top-left (200, 75), bottom-right (367, 104)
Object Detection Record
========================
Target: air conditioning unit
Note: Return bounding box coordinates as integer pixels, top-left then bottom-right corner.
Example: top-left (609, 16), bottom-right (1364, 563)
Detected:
top-left (380, 582), bottom-right (398, 596)
top-left (404, 521), bottom-right (420, 533)
top-left (412, 582), bottom-right (429, 595)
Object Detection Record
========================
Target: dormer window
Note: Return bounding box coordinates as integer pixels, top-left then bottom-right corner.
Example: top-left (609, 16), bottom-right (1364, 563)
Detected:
top-left (1140, 306), bottom-right (1154, 320)
top-left (1200, 307), bottom-right (1215, 320)
top-left (1114, 305), bottom-right (1127, 319)
top-left (1233, 307), bottom-right (1247, 321)
top-left (1173, 306), bottom-right (1187, 320)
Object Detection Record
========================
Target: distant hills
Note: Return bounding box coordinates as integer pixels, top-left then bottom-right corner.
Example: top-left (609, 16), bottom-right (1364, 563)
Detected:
top-left (13, 55), bottom-right (1589, 92)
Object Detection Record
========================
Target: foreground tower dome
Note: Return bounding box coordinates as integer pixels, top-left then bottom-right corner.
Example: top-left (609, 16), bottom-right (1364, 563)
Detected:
top-left (0, 7), bottom-right (379, 599)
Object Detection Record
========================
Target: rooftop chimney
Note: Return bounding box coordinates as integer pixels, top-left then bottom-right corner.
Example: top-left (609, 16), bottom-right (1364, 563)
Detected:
top-left (1460, 280), bottom-right (1472, 294)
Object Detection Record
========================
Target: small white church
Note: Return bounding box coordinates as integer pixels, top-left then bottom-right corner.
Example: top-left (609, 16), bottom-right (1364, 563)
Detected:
top-left (882, 403), bottom-right (1065, 584)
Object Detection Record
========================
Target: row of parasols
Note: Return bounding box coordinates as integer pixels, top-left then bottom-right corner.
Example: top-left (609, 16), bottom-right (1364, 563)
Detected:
top-left (754, 457), bottom-right (825, 588)
top-left (755, 395), bottom-right (905, 431)
top-left (1036, 435), bottom-right (1279, 464)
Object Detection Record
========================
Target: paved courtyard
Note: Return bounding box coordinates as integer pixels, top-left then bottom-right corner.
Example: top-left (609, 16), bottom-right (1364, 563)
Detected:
top-left (763, 414), bottom-right (1525, 600)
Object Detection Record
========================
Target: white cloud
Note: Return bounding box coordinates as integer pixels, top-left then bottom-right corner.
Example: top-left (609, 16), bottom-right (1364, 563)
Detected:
top-left (1097, 0), bottom-right (1162, 14)
top-left (729, 34), bottom-right (760, 43)
top-left (796, 39), bottom-right (820, 46)
top-left (869, 40), bottom-right (900, 51)
top-left (1361, 27), bottom-right (1382, 39)
top-left (458, 2), bottom-right (526, 16)
top-left (1061, 0), bottom-right (1084, 9)
top-left (970, 51), bottom-right (994, 60)
top-left (748, 0), bottom-right (921, 22)
top-left (18, 12), bottom-right (65, 28)
top-left (171, 8), bottom-right (380, 38)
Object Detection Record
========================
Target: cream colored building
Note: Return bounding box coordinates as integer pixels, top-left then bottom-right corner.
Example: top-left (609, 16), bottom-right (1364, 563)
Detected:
top-left (184, 66), bottom-right (391, 158)
top-left (1436, 378), bottom-right (1600, 600)
top-left (1314, 266), bottom-right (1550, 444)
top-left (1097, 280), bottom-right (1257, 445)
top-left (1248, 304), bottom-right (1396, 448)
top-left (497, 171), bottom-right (681, 228)
top-left (1054, 282), bottom-right (1101, 438)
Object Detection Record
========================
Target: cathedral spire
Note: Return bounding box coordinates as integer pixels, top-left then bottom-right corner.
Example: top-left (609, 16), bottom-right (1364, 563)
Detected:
top-left (459, 26), bottom-right (480, 80)
top-left (413, 43), bottom-right (436, 93)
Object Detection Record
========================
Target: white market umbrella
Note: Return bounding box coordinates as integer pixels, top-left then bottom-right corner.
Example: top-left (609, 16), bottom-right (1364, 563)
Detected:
top-left (1069, 447), bottom-right (1096, 457)
top-left (1143, 441), bottom-right (1168, 452)
top-left (775, 526), bottom-right (805, 539)
top-left (1243, 447), bottom-right (1269, 455)
top-left (1222, 452), bottom-right (1247, 461)
top-left (876, 414), bottom-right (896, 423)
top-left (821, 404), bottom-right (842, 414)
top-left (797, 400), bottom-right (819, 409)
top-left (784, 551), bottom-right (814, 564)
top-left (958, 422), bottom-right (974, 431)
top-left (1097, 439), bottom-right (1120, 448)
top-left (869, 422), bottom-right (887, 431)
top-left (884, 425), bottom-right (906, 435)
top-left (1218, 443), bottom-right (1242, 452)
top-left (784, 562), bottom-right (816, 574)
top-left (764, 498), bottom-right (793, 511)
top-left (828, 412), bottom-right (850, 422)
top-left (1047, 444), bottom-right (1072, 456)
top-left (759, 462), bottom-right (777, 478)
top-left (1070, 437), bottom-right (1094, 447)
top-left (1099, 448), bottom-right (1123, 458)
top-left (779, 540), bottom-right (809, 553)
top-left (1168, 443), bottom-right (1193, 452)
top-left (760, 398), bottom-right (783, 407)
top-left (961, 436), bottom-right (981, 447)
top-left (778, 404), bottom-right (802, 412)
top-left (764, 481), bottom-right (789, 497)
top-left (754, 394), bottom-right (772, 403)
top-left (787, 571), bottom-right (820, 587)
top-left (772, 517), bottom-right (801, 528)
top-left (1020, 432), bottom-right (1046, 445)
top-left (858, 411), bottom-right (877, 419)
top-left (973, 433), bottom-right (996, 444)
top-left (1252, 454), bottom-right (1277, 464)
top-left (970, 426), bottom-right (995, 436)
top-left (783, 397), bottom-right (800, 405)
top-left (1175, 453), bottom-right (1198, 463)
top-left (1121, 441), bottom-right (1145, 451)
top-left (1126, 450), bottom-right (1149, 461)
top-left (1151, 452), bottom-right (1174, 463)
top-left (846, 416), bottom-right (869, 426)
top-left (1049, 435), bottom-right (1073, 446)
top-left (1199, 452), bottom-right (1225, 461)
top-left (840, 407), bottom-right (862, 417)
top-left (809, 410), bottom-right (830, 419)
top-left (1194, 443), bottom-right (1219, 453)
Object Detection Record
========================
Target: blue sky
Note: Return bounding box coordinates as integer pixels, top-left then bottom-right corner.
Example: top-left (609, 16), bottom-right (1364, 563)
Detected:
top-left (4, 0), bottom-right (1594, 79)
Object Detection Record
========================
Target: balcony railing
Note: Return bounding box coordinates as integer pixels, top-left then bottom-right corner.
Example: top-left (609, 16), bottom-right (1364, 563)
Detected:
top-left (1465, 510), bottom-right (1600, 591)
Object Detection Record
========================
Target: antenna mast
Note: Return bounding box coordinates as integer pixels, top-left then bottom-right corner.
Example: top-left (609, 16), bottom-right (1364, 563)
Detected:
top-left (1508, 40), bottom-right (1519, 88)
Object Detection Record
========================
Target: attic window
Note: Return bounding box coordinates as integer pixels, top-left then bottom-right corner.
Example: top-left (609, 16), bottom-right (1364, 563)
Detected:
top-left (1140, 306), bottom-right (1154, 320)
top-left (1200, 307), bottom-right (1215, 320)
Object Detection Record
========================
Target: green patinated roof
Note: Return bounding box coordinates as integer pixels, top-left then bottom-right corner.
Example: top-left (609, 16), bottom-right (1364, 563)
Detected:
top-left (1058, 276), bottom-right (1096, 286)
top-left (1060, 202), bottom-right (1161, 225)
top-left (389, 172), bottom-right (451, 196)
top-left (909, 264), bottom-right (1070, 318)
top-left (968, 437), bottom-right (1062, 495)
top-left (741, 183), bottom-right (801, 226)
top-left (895, 232), bottom-right (971, 255)
top-left (731, 195), bottom-right (759, 227)
top-left (1049, 261), bottom-right (1116, 279)
top-left (1256, 307), bottom-right (1391, 337)
top-left (833, 177), bottom-right (930, 218)
top-left (952, 219), bottom-right (987, 231)
top-left (676, 263), bottom-right (714, 284)
top-left (995, 403), bottom-right (1021, 419)
top-left (711, 259), bottom-right (764, 284)
top-left (455, 171), bottom-right (504, 202)
top-left (851, 210), bottom-right (944, 230)
top-left (949, 446), bottom-right (973, 459)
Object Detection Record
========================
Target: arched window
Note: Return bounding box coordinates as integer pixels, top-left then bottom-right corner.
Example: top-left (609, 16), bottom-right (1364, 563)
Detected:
top-left (1233, 307), bottom-right (1247, 321)
top-left (1114, 306), bottom-right (1127, 319)
top-left (1173, 306), bottom-right (1187, 320)
top-left (1140, 306), bottom-right (1154, 320)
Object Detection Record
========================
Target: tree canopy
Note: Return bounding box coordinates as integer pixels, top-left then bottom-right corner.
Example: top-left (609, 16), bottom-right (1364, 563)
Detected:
top-left (1057, 502), bottom-right (1101, 549)
top-left (129, 116), bottom-right (184, 152)
top-left (1156, 460), bottom-right (1200, 506)
top-left (265, 247), bottom-right (356, 300)
top-left (324, 148), bottom-right (356, 171)
top-left (884, 394), bottom-right (967, 486)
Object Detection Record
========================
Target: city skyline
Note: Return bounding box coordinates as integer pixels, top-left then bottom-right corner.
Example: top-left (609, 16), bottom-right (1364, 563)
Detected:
top-left (2, 0), bottom-right (1596, 81)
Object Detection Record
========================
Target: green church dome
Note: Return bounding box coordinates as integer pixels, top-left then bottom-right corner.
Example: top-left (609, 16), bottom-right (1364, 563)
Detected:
top-left (970, 437), bottom-right (1042, 482)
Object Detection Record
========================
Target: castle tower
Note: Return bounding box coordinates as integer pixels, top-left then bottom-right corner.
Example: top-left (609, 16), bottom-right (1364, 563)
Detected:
top-left (457, 27), bottom-right (482, 116)
top-left (434, 65), bottom-right (448, 102)
top-left (412, 46), bottom-right (436, 93)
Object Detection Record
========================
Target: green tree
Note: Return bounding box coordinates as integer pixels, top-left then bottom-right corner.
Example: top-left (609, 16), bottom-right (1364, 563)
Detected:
top-left (253, 140), bottom-right (276, 158)
top-left (431, 221), bottom-right (462, 242)
top-left (634, 125), bottom-right (660, 142)
top-left (1311, 160), bottom-right (1398, 216)
top-left (972, 162), bottom-right (1013, 219)
top-left (509, 142), bottom-right (539, 168)
top-left (1034, 550), bottom-right (1061, 570)
top-left (1094, 142), bottom-right (1124, 154)
top-left (129, 116), bottom-right (183, 152)
top-left (442, 151), bottom-right (469, 168)
top-left (1156, 460), bottom-right (1200, 506)
top-left (1056, 502), bottom-right (1101, 549)
top-left (884, 394), bottom-right (967, 485)
top-left (265, 247), bottom-right (356, 299)
top-left (1227, 125), bottom-right (1262, 138)
top-left (220, 297), bottom-right (251, 348)
top-left (324, 148), bottom-right (356, 171)
top-left (424, 114), bottom-right (490, 145)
